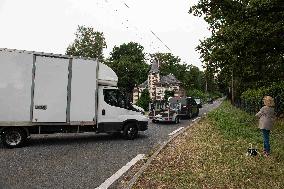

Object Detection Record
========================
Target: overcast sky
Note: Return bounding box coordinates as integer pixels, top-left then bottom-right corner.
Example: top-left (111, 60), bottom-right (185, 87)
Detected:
top-left (0, 0), bottom-right (210, 69)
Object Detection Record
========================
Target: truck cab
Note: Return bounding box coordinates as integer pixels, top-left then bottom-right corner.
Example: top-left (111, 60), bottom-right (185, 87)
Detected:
top-left (97, 86), bottom-right (148, 138)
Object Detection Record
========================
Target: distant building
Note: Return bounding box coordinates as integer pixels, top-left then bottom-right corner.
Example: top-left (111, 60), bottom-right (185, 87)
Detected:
top-left (133, 59), bottom-right (186, 104)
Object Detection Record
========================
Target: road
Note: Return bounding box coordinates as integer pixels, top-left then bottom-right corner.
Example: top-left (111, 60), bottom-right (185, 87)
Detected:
top-left (0, 100), bottom-right (222, 189)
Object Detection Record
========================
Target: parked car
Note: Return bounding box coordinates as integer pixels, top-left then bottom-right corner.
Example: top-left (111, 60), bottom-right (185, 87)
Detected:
top-left (169, 97), bottom-right (199, 118)
top-left (194, 98), bottom-right (202, 108)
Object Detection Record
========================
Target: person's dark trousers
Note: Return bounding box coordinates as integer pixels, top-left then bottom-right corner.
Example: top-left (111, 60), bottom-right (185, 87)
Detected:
top-left (262, 129), bottom-right (270, 153)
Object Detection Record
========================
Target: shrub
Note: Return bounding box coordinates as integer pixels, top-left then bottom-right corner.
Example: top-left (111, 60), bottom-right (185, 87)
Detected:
top-left (136, 89), bottom-right (151, 111)
top-left (241, 82), bottom-right (284, 116)
top-left (187, 89), bottom-right (223, 103)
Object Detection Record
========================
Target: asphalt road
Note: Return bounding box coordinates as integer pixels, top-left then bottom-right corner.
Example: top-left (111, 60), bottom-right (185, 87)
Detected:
top-left (0, 100), bottom-right (222, 189)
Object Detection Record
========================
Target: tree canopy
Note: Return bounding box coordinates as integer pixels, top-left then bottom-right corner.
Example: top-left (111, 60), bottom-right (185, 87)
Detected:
top-left (106, 42), bottom-right (149, 94)
top-left (189, 0), bottom-right (284, 97)
top-left (151, 52), bottom-right (205, 92)
top-left (136, 89), bottom-right (151, 111)
top-left (66, 25), bottom-right (107, 62)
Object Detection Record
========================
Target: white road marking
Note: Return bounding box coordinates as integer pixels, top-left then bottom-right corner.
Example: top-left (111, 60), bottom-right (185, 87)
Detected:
top-left (96, 154), bottom-right (145, 189)
top-left (192, 117), bottom-right (201, 122)
top-left (168, 127), bottom-right (184, 136)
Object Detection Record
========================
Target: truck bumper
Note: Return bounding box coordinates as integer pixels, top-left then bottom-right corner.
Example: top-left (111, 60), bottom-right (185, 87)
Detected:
top-left (138, 121), bottom-right (148, 131)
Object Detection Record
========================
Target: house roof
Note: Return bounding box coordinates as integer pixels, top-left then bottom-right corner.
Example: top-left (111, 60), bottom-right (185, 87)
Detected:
top-left (138, 73), bottom-right (181, 88)
top-left (160, 74), bottom-right (181, 85)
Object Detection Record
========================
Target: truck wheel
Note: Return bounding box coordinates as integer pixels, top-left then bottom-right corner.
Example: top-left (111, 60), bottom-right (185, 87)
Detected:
top-left (1, 128), bottom-right (27, 148)
top-left (174, 116), bottom-right (180, 124)
top-left (123, 123), bottom-right (138, 140)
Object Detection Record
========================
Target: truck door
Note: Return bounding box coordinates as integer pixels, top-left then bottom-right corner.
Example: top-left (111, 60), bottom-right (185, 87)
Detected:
top-left (97, 87), bottom-right (135, 131)
top-left (32, 56), bottom-right (69, 122)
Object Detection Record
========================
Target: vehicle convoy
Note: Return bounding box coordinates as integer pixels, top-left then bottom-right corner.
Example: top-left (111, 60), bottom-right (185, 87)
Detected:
top-left (151, 97), bottom-right (199, 124)
top-left (0, 48), bottom-right (148, 148)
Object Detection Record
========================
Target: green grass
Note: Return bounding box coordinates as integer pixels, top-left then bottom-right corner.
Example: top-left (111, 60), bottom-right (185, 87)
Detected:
top-left (208, 100), bottom-right (284, 161)
top-left (133, 100), bottom-right (284, 189)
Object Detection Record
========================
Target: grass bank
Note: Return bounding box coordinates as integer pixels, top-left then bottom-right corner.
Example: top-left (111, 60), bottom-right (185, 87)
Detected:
top-left (132, 101), bottom-right (284, 189)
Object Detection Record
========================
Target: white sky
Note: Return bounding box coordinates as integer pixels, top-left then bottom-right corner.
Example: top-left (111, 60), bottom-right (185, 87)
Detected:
top-left (0, 0), bottom-right (210, 69)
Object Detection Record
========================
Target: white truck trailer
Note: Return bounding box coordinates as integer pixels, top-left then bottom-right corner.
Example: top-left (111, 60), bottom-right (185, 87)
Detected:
top-left (0, 48), bottom-right (148, 148)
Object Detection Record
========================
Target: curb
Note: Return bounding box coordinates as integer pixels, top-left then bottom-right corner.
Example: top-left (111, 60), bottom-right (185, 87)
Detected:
top-left (125, 116), bottom-right (202, 189)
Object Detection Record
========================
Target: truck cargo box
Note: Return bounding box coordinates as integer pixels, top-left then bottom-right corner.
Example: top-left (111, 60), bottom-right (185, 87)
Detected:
top-left (0, 48), bottom-right (117, 125)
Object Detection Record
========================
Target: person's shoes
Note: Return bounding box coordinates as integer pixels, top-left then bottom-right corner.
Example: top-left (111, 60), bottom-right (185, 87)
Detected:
top-left (263, 151), bottom-right (270, 157)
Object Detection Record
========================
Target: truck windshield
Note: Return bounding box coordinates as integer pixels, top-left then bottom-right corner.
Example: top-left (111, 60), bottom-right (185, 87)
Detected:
top-left (103, 89), bottom-right (131, 109)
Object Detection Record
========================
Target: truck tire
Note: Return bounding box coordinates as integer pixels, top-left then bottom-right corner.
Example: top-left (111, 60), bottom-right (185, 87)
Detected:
top-left (123, 123), bottom-right (138, 140)
top-left (1, 128), bottom-right (27, 148)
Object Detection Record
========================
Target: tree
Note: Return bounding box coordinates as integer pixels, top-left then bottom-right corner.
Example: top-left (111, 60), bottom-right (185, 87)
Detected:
top-left (66, 25), bottom-right (106, 62)
top-left (136, 89), bottom-right (151, 111)
top-left (151, 53), bottom-right (205, 92)
top-left (189, 0), bottom-right (284, 100)
top-left (150, 53), bottom-right (186, 81)
top-left (106, 42), bottom-right (149, 95)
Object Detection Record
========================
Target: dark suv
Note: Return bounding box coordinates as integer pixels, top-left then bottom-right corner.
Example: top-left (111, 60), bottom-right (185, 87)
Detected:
top-left (169, 97), bottom-right (199, 118)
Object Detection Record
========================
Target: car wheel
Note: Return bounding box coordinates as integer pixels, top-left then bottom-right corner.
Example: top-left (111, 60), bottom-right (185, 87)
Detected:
top-left (123, 123), bottom-right (138, 140)
top-left (1, 128), bottom-right (27, 148)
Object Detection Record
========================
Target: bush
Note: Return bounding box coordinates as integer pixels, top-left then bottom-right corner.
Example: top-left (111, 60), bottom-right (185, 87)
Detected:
top-left (136, 89), bottom-right (151, 111)
top-left (187, 89), bottom-right (223, 103)
top-left (241, 82), bottom-right (284, 116)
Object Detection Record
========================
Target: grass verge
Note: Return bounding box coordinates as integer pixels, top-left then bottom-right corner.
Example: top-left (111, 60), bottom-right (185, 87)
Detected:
top-left (132, 101), bottom-right (284, 189)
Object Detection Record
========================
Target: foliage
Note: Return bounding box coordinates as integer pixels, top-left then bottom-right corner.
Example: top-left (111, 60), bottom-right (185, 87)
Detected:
top-left (136, 89), bottom-right (151, 111)
top-left (66, 25), bottom-right (106, 62)
top-left (187, 89), bottom-right (222, 103)
top-left (241, 81), bottom-right (284, 115)
top-left (106, 42), bottom-right (149, 95)
top-left (187, 89), bottom-right (207, 101)
top-left (189, 0), bottom-right (284, 98)
top-left (150, 53), bottom-right (205, 91)
top-left (210, 91), bottom-right (223, 100)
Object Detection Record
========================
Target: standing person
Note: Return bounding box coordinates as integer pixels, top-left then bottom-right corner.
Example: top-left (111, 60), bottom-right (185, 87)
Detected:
top-left (255, 96), bottom-right (275, 156)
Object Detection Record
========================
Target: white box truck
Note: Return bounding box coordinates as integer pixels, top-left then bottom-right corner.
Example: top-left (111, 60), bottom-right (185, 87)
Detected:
top-left (0, 48), bottom-right (148, 148)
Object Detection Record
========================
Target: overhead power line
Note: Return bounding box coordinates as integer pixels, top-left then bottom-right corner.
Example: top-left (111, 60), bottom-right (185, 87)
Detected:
top-left (150, 30), bottom-right (172, 52)
top-left (124, 3), bottom-right (130, 8)
top-left (102, 0), bottom-right (172, 53)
